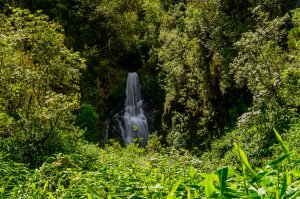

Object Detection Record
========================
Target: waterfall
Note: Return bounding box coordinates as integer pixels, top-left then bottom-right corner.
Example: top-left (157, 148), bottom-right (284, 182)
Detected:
top-left (119, 72), bottom-right (149, 146)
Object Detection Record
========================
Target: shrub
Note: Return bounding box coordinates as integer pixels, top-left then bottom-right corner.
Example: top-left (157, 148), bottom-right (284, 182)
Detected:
top-left (77, 103), bottom-right (98, 142)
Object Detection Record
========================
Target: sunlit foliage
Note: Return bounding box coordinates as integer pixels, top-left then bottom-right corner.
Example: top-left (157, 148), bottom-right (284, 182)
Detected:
top-left (0, 8), bottom-right (85, 164)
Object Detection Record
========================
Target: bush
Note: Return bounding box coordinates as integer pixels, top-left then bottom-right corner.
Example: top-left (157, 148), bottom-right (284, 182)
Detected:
top-left (77, 103), bottom-right (98, 142)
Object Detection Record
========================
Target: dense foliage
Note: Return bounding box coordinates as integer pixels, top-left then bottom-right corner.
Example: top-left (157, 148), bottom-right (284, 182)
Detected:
top-left (157, 1), bottom-right (299, 150)
top-left (0, 0), bottom-right (300, 198)
top-left (0, 132), bottom-right (299, 198)
top-left (0, 8), bottom-right (85, 165)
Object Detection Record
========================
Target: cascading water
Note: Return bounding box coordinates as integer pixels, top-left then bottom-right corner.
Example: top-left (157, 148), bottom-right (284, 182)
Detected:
top-left (118, 72), bottom-right (149, 146)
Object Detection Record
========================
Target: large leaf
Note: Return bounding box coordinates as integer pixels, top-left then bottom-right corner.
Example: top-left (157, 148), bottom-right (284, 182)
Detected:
top-left (205, 179), bottom-right (216, 198)
top-left (280, 170), bottom-right (288, 199)
top-left (217, 167), bottom-right (228, 197)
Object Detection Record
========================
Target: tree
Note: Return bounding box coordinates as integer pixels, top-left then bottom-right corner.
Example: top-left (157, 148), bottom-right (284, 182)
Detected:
top-left (0, 8), bottom-right (85, 164)
top-left (228, 8), bottom-right (300, 160)
top-left (156, 0), bottom-right (293, 150)
top-left (157, 0), bottom-right (249, 149)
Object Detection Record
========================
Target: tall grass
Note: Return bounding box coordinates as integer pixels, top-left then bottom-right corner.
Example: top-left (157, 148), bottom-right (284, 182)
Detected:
top-left (0, 130), bottom-right (299, 198)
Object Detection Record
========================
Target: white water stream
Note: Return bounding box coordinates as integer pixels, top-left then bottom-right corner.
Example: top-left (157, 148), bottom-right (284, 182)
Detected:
top-left (118, 72), bottom-right (149, 146)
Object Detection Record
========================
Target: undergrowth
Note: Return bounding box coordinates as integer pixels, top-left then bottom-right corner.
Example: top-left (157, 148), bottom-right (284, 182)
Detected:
top-left (0, 130), bottom-right (299, 198)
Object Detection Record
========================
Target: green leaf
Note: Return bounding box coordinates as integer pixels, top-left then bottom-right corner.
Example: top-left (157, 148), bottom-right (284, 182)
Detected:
top-left (274, 129), bottom-right (290, 161)
top-left (286, 187), bottom-right (300, 198)
top-left (87, 193), bottom-right (92, 199)
top-left (43, 181), bottom-right (48, 191)
top-left (128, 194), bottom-right (147, 199)
top-left (88, 186), bottom-right (101, 198)
top-left (167, 179), bottom-right (182, 199)
top-left (292, 159), bottom-right (300, 165)
top-left (291, 191), bottom-right (300, 199)
top-left (185, 187), bottom-right (191, 199)
top-left (251, 170), bottom-right (269, 184)
top-left (48, 192), bottom-right (55, 199)
top-left (228, 166), bottom-right (243, 179)
top-left (267, 153), bottom-right (290, 168)
top-left (186, 184), bottom-right (201, 189)
top-left (205, 179), bottom-right (215, 198)
top-left (223, 189), bottom-right (250, 198)
top-left (234, 143), bottom-right (255, 175)
top-left (280, 170), bottom-right (288, 199)
top-left (128, 178), bottom-right (143, 182)
top-left (189, 166), bottom-right (196, 178)
top-left (200, 173), bottom-right (218, 181)
top-left (217, 167), bottom-right (228, 196)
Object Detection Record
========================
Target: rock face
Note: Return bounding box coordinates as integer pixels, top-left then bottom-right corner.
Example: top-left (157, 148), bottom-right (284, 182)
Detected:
top-left (105, 72), bottom-right (159, 146)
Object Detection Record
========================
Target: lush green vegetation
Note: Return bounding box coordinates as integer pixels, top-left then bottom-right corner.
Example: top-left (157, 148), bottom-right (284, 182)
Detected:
top-left (0, 132), bottom-right (299, 198)
top-left (1, 0), bottom-right (300, 198)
